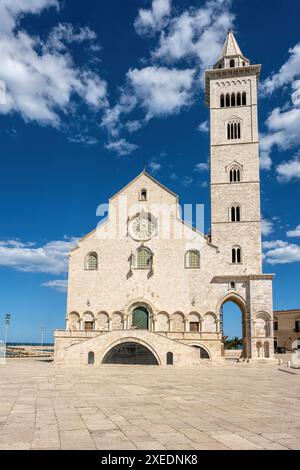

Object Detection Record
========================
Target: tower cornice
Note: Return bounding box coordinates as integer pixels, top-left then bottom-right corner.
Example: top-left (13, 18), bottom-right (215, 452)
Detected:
top-left (205, 64), bottom-right (261, 107)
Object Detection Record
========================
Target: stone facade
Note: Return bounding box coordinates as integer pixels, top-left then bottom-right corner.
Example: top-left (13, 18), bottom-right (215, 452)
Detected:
top-left (54, 31), bottom-right (275, 366)
top-left (273, 310), bottom-right (300, 350)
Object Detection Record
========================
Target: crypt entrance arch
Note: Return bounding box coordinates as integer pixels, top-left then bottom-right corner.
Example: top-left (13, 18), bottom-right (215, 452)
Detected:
top-left (102, 341), bottom-right (159, 365)
top-left (219, 294), bottom-right (249, 359)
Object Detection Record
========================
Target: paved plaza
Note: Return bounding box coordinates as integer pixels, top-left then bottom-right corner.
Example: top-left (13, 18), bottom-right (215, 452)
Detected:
top-left (0, 359), bottom-right (299, 450)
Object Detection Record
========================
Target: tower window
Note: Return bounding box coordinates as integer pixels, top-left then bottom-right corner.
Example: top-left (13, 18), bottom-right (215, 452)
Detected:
top-left (227, 121), bottom-right (241, 140)
top-left (230, 59), bottom-right (235, 68)
top-left (231, 93), bottom-right (236, 107)
top-left (242, 92), bottom-right (247, 106)
top-left (232, 246), bottom-right (242, 264)
top-left (226, 93), bottom-right (230, 107)
top-left (220, 94), bottom-right (225, 108)
top-left (230, 205), bottom-right (241, 222)
top-left (139, 189), bottom-right (147, 201)
top-left (237, 93), bottom-right (241, 106)
top-left (230, 281), bottom-right (236, 290)
top-left (229, 166), bottom-right (241, 183)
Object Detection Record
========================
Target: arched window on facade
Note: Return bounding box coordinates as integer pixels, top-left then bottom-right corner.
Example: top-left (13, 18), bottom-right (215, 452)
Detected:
top-left (231, 93), bottom-right (236, 107)
top-left (242, 92), bottom-right (247, 106)
top-left (225, 93), bottom-right (230, 107)
top-left (237, 92), bottom-right (241, 106)
top-left (136, 246), bottom-right (152, 270)
top-left (220, 94), bottom-right (225, 108)
top-left (139, 188), bottom-right (147, 201)
top-left (166, 352), bottom-right (174, 365)
top-left (186, 250), bottom-right (200, 269)
top-left (86, 252), bottom-right (98, 271)
top-left (230, 204), bottom-right (241, 222)
top-left (230, 59), bottom-right (235, 68)
top-left (88, 352), bottom-right (95, 365)
top-left (232, 246), bottom-right (242, 264)
top-left (229, 165), bottom-right (241, 183)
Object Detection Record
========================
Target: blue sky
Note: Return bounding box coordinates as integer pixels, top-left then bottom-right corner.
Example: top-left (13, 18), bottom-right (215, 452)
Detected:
top-left (0, 0), bottom-right (300, 342)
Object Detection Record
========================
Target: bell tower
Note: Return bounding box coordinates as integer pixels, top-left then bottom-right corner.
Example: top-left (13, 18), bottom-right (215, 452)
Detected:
top-left (205, 31), bottom-right (262, 274)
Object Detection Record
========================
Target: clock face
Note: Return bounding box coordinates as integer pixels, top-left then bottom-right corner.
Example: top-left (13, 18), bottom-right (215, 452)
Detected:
top-left (129, 213), bottom-right (157, 241)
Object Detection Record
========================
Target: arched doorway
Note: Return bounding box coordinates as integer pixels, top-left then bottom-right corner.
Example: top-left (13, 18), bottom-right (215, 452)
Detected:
top-left (220, 297), bottom-right (247, 358)
top-left (132, 307), bottom-right (149, 330)
top-left (102, 342), bottom-right (159, 365)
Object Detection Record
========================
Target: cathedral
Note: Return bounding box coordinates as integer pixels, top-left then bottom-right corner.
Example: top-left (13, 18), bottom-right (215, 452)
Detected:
top-left (54, 31), bottom-right (275, 366)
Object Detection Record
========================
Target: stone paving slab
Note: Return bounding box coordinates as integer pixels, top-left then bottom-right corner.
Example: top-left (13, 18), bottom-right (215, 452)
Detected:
top-left (0, 359), bottom-right (299, 450)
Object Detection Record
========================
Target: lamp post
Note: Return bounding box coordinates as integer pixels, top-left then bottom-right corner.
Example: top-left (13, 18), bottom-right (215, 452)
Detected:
top-left (4, 314), bottom-right (11, 359)
top-left (41, 326), bottom-right (45, 347)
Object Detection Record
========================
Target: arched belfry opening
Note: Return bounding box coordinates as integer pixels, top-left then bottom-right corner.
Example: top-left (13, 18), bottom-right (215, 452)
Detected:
top-left (220, 296), bottom-right (248, 359)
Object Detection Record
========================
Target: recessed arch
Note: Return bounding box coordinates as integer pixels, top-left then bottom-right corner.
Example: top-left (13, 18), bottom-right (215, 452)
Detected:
top-left (156, 312), bottom-right (170, 332)
top-left (101, 339), bottom-right (160, 365)
top-left (68, 312), bottom-right (80, 331)
top-left (83, 311), bottom-right (95, 331)
top-left (172, 312), bottom-right (185, 332)
top-left (111, 312), bottom-right (124, 330)
top-left (188, 343), bottom-right (211, 360)
top-left (97, 311), bottom-right (109, 331)
top-left (188, 312), bottom-right (201, 332)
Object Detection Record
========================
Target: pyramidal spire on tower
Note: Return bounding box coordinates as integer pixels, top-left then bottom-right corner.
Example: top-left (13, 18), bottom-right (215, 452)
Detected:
top-left (219, 30), bottom-right (243, 59)
top-left (213, 30), bottom-right (250, 70)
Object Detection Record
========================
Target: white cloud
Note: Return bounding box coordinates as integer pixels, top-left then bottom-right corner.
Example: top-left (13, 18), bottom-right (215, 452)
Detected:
top-left (263, 240), bottom-right (300, 265)
top-left (127, 66), bottom-right (195, 120)
top-left (46, 23), bottom-right (98, 52)
top-left (262, 43), bottom-right (300, 95)
top-left (197, 120), bottom-right (209, 133)
top-left (152, 0), bottom-right (232, 73)
top-left (261, 43), bottom-right (300, 167)
top-left (0, 0), bottom-right (59, 33)
top-left (0, 1), bottom-right (108, 127)
top-left (276, 152), bottom-right (300, 182)
top-left (182, 176), bottom-right (193, 187)
top-left (195, 162), bottom-right (209, 172)
top-left (148, 161), bottom-right (162, 174)
top-left (0, 237), bottom-right (78, 275)
top-left (135, 0), bottom-right (172, 36)
top-left (102, 66), bottom-right (194, 153)
top-left (261, 218), bottom-right (274, 237)
top-left (126, 120), bottom-right (143, 133)
top-left (287, 224), bottom-right (300, 238)
top-left (105, 139), bottom-right (138, 156)
top-left (102, 0), bottom-right (233, 156)
top-left (42, 279), bottom-right (67, 293)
